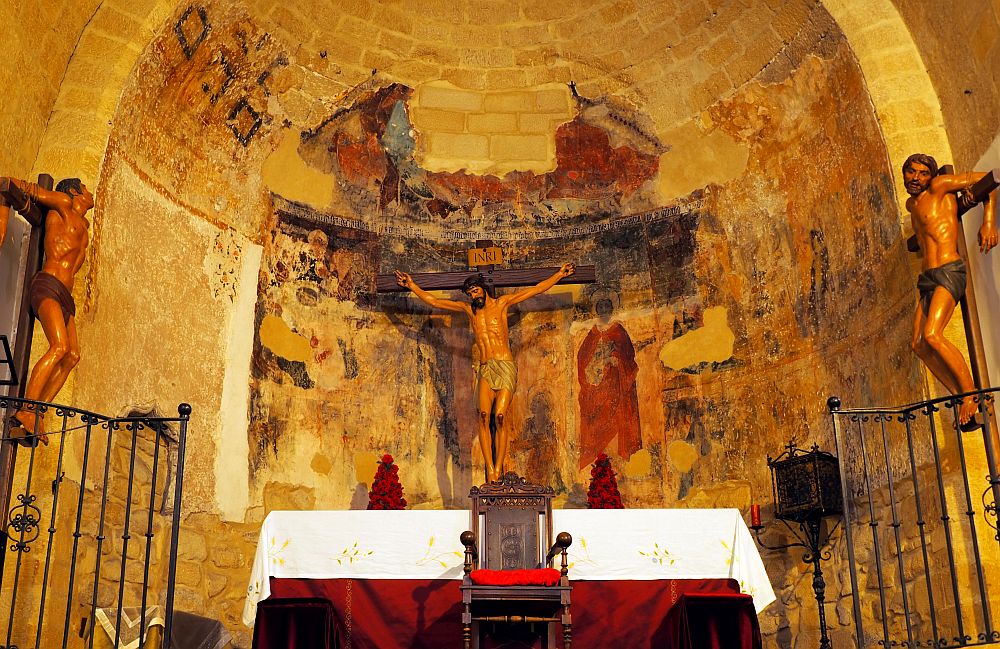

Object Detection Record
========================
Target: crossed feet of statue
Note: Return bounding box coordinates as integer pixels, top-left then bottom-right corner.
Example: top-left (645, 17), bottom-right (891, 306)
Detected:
top-left (957, 397), bottom-right (993, 432)
top-left (7, 410), bottom-right (49, 447)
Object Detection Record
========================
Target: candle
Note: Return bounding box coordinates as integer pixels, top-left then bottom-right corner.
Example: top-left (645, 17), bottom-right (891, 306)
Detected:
top-left (750, 504), bottom-right (761, 527)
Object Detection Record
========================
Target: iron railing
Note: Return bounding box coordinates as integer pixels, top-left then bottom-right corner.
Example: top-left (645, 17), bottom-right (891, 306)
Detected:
top-left (830, 388), bottom-right (1000, 648)
top-left (0, 394), bottom-right (189, 649)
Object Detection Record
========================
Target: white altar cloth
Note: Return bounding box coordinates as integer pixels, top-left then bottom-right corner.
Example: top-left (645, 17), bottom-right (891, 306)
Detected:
top-left (243, 508), bottom-right (775, 626)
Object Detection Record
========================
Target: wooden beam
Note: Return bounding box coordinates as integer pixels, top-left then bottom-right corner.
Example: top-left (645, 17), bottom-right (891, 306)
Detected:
top-left (0, 178), bottom-right (47, 228)
top-left (376, 265), bottom-right (596, 293)
top-left (961, 168), bottom-right (1000, 210)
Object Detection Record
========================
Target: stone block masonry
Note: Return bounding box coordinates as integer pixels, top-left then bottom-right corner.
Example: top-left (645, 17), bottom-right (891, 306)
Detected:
top-left (411, 81), bottom-right (575, 176)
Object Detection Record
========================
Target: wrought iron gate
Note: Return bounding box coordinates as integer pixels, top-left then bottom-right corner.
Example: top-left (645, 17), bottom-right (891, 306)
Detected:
top-left (830, 389), bottom-right (1000, 648)
top-left (0, 394), bottom-right (188, 649)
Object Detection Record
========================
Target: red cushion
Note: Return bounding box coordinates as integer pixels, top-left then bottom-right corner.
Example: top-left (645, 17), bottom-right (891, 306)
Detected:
top-left (469, 568), bottom-right (562, 586)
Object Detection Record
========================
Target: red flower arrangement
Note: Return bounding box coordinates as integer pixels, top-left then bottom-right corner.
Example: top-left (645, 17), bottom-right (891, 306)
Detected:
top-left (586, 453), bottom-right (624, 509)
top-left (367, 453), bottom-right (408, 510)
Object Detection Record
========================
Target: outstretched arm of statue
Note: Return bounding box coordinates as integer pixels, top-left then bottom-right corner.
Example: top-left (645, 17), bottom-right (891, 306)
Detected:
top-left (394, 270), bottom-right (468, 313)
top-left (0, 176), bottom-right (34, 246)
top-left (929, 171), bottom-right (998, 252)
top-left (979, 188), bottom-right (998, 253)
top-left (3, 177), bottom-right (70, 214)
top-left (504, 262), bottom-right (576, 306)
top-left (933, 171), bottom-right (986, 198)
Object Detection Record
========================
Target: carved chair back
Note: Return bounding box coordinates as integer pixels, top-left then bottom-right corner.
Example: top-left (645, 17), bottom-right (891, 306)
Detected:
top-left (469, 473), bottom-right (554, 571)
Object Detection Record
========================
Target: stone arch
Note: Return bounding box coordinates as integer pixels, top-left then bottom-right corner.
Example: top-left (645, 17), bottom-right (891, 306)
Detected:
top-left (30, 0), bottom-right (179, 183)
top-left (821, 0), bottom-right (953, 219)
top-left (29, 1), bottom-right (957, 219)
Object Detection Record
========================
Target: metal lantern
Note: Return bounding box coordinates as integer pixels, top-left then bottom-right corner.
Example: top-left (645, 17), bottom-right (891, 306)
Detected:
top-left (755, 441), bottom-right (844, 649)
top-left (769, 443), bottom-right (842, 523)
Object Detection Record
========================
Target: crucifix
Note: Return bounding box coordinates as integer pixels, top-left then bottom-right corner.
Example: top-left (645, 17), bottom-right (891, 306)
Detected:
top-left (905, 162), bottom-right (1000, 554)
top-left (377, 241), bottom-right (596, 483)
top-left (1, 174), bottom-right (92, 449)
top-left (902, 158), bottom-right (1000, 451)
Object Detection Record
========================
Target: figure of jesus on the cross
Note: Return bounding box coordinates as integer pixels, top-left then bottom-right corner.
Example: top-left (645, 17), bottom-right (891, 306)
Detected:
top-left (902, 153), bottom-right (998, 428)
top-left (394, 263), bottom-right (576, 482)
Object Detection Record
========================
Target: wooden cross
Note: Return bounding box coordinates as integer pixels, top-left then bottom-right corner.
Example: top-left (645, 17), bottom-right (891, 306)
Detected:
top-left (375, 240), bottom-right (597, 294)
top-left (0, 174), bottom-right (53, 558)
top-left (0, 176), bottom-right (50, 391)
top-left (0, 175), bottom-right (52, 396)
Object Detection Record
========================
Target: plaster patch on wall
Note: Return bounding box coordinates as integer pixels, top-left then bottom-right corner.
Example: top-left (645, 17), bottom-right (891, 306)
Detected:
top-left (410, 81), bottom-right (575, 175)
top-left (215, 239), bottom-right (262, 521)
top-left (623, 448), bottom-right (652, 478)
top-left (311, 453), bottom-right (332, 475)
top-left (659, 306), bottom-right (735, 371)
top-left (262, 129), bottom-right (336, 207)
top-left (656, 120), bottom-right (749, 201)
top-left (204, 228), bottom-right (244, 303)
top-left (355, 451), bottom-right (380, 485)
top-left (259, 314), bottom-right (312, 362)
top-left (263, 481), bottom-right (316, 512)
top-left (681, 480), bottom-right (751, 509)
top-left (667, 440), bottom-right (699, 472)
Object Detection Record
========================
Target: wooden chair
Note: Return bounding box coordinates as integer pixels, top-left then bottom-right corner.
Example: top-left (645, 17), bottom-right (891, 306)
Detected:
top-left (460, 472), bottom-right (573, 649)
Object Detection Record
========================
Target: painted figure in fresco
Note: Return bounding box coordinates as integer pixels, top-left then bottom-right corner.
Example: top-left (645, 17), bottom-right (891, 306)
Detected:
top-left (577, 293), bottom-right (641, 469)
top-left (903, 153), bottom-right (998, 427)
top-left (394, 263), bottom-right (576, 482)
top-left (0, 177), bottom-right (94, 445)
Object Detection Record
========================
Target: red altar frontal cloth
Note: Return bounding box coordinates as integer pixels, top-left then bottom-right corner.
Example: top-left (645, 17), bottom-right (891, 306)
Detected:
top-left (662, 592), bottom-right (762, 649)
top-left (259, 577), bottom-right (749, 649)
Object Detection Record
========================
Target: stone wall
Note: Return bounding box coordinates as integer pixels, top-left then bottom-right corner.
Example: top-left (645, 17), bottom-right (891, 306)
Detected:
top-left (890, 0), bottom-right (1000, 170)
top-left (0, 0), bottom-right (102, 176)
top-left (759, 427), bottom-right (1000, 649)
top-left (410, 82), bottom-right (575, 175)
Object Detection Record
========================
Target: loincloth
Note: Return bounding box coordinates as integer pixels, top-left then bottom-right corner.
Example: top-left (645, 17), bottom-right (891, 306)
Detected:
top-left (917, 259), bottom-right (966, 315)
top-left (474, 358), bottom-right (517, 392)
top-left (29, 272), bottom-right (76, 325)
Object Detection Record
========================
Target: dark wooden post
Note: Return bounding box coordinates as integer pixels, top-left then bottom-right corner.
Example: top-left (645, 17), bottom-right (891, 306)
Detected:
top-left (0, 173), bottom-right (53, 578)
top-left (942, 167), bottom-right (1000, 456)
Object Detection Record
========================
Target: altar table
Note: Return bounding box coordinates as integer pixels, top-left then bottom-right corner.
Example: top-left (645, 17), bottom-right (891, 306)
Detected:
top-left (244, 509), bottom-right (775, 647)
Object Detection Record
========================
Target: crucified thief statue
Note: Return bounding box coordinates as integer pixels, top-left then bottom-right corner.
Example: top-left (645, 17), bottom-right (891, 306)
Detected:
top-left (903, 153), bottom-right (998, 428)
top-left (1, 177), bottom-right (93, 445)
top-left (395, 263), bottom-right (576, 482)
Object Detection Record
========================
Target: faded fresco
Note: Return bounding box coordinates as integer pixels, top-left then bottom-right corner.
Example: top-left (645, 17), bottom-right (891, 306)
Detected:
top-left (83, 1), bottom-right (921, 513)
top-left (245, 30), bottom-right (916, 511)
top-left (577, 314), bottom-right (641, 470)
top-left (294, 83), bottom-right (662, 224)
